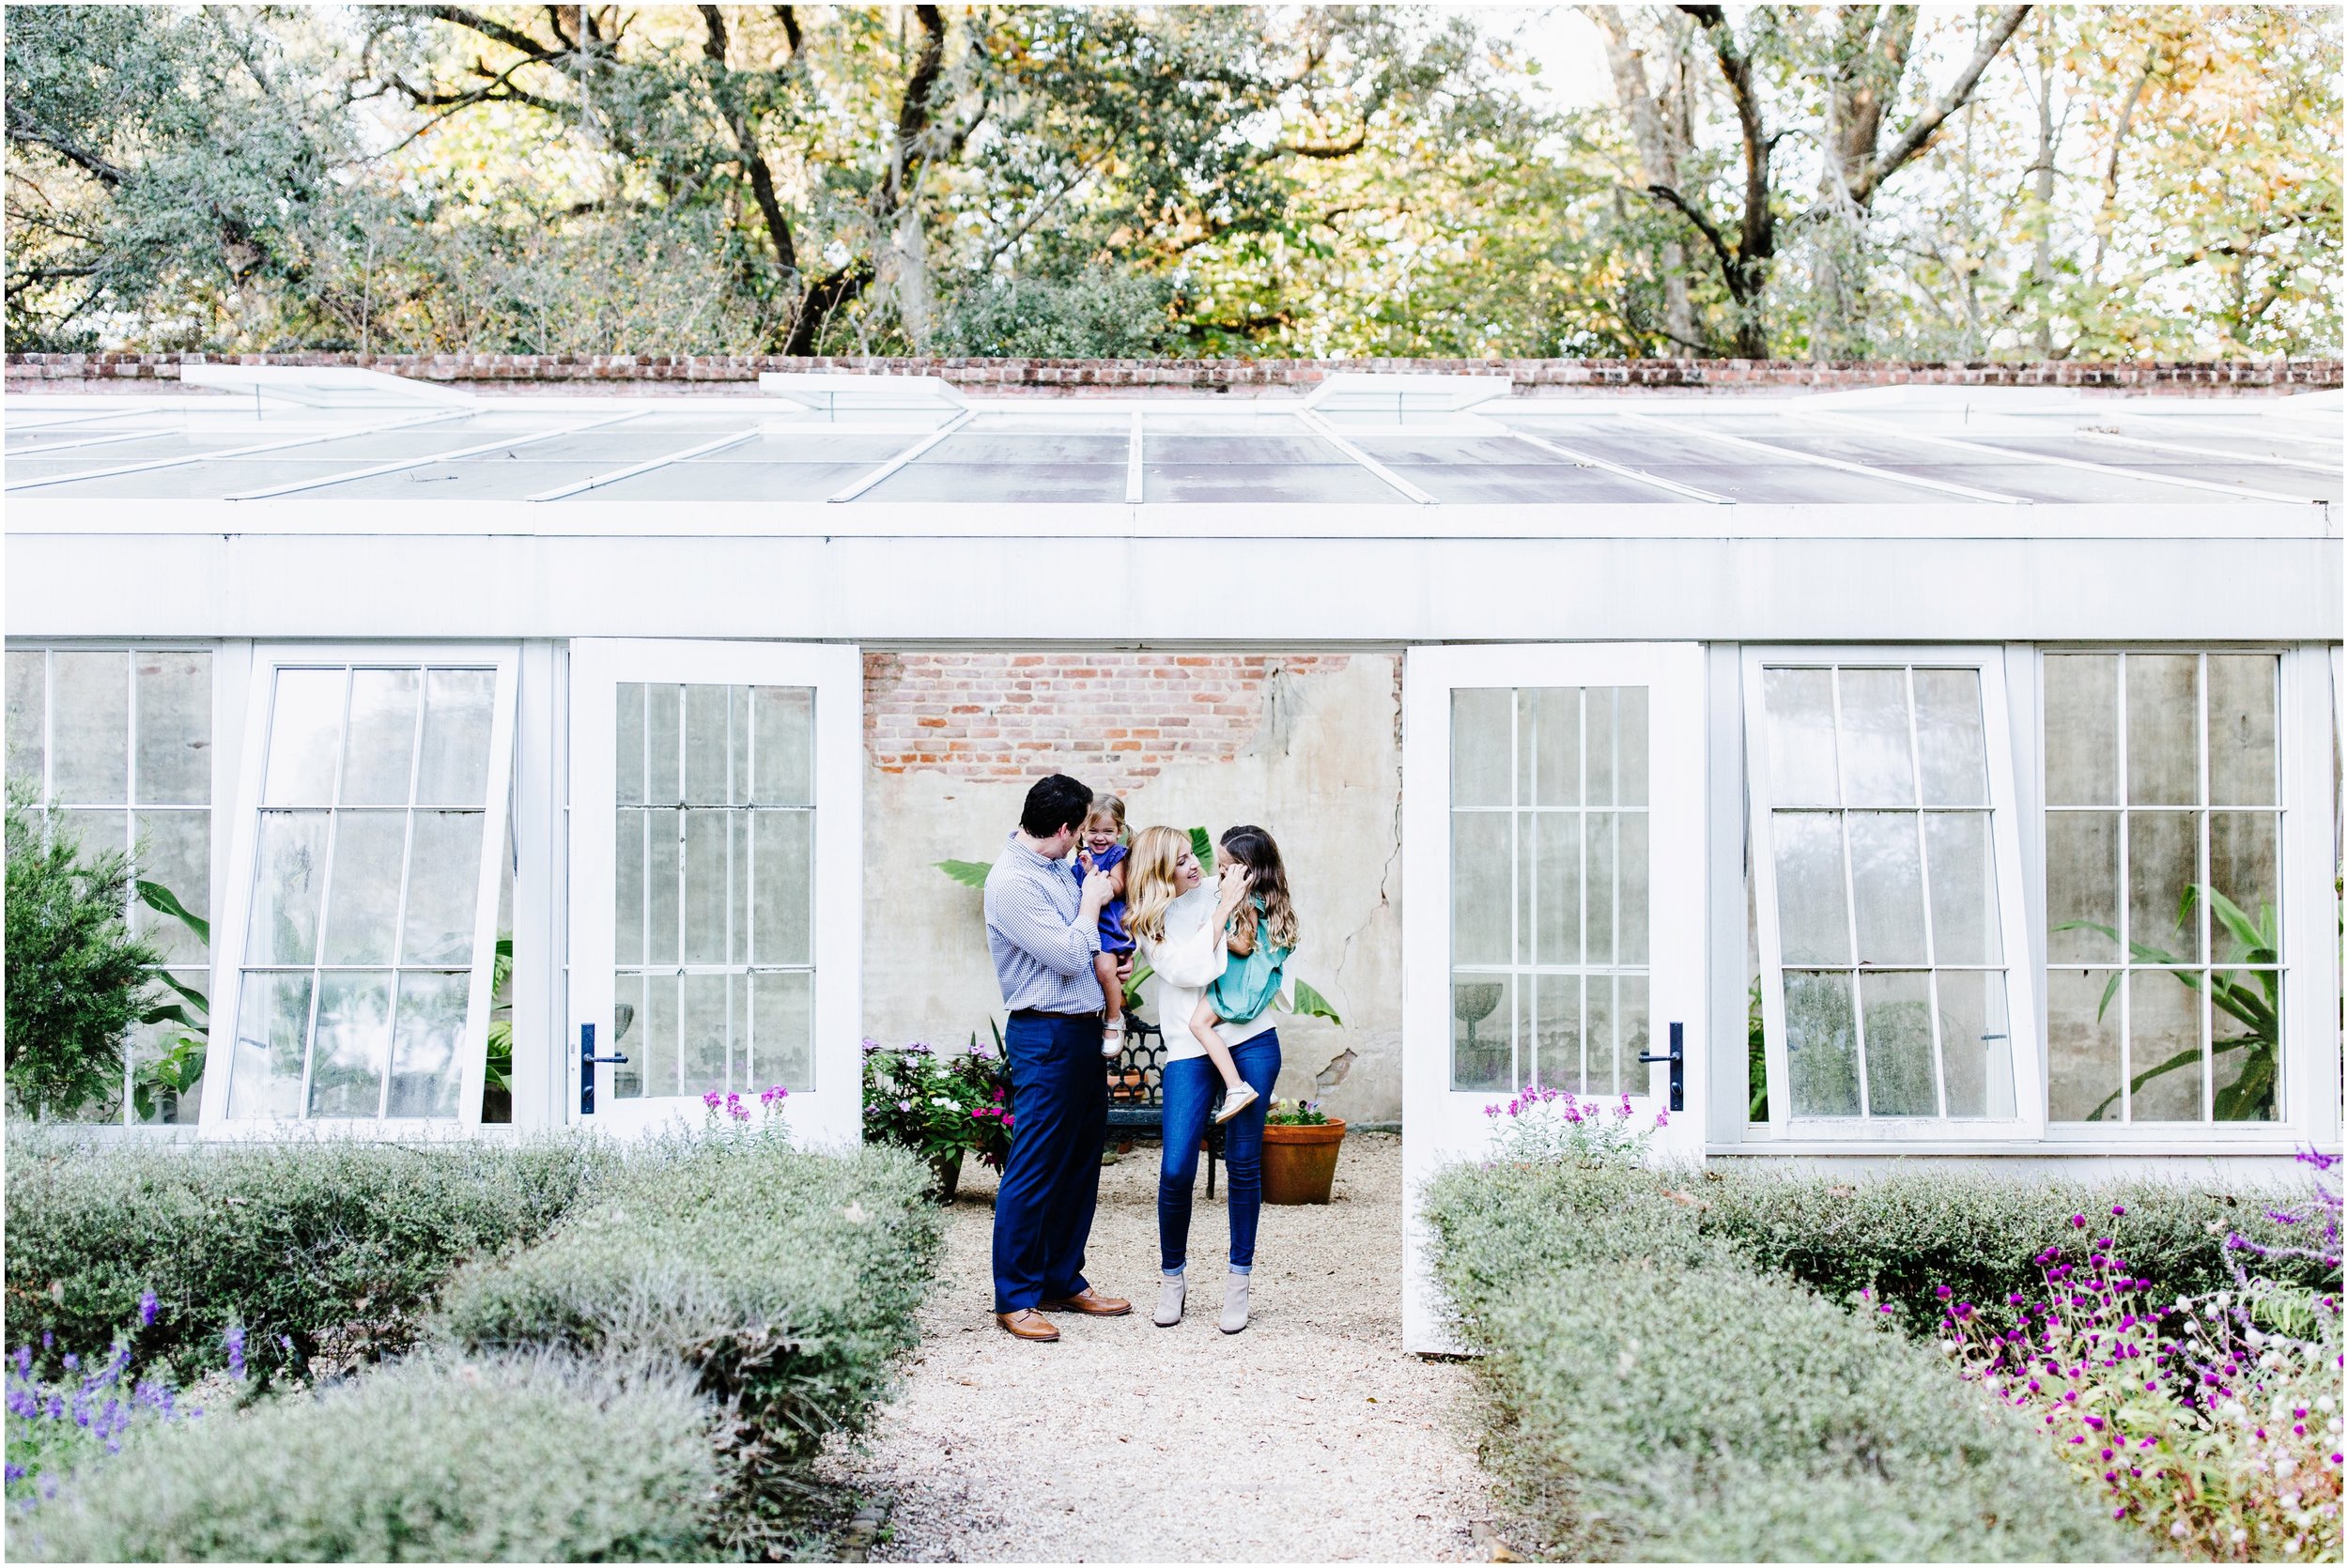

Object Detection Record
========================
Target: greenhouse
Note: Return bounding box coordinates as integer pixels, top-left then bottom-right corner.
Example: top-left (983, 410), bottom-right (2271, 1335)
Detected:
top-left (5, 363), bottom-right (2338, 1350)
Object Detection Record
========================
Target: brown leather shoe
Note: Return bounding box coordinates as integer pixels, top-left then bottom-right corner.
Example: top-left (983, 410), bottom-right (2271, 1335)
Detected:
top-left (1039, 1287), bottom-right (1132, 1317)
top-left (996, 1309), bottom-right (1060, 1342)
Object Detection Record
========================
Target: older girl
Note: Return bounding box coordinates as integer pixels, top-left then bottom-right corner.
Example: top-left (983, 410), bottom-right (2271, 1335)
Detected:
top-left (1123, 824), bottom-right (1296, 1334)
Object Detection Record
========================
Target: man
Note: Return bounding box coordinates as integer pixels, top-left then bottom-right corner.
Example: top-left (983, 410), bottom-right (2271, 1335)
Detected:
top-left (983, 773), bottom-right (1134, 1342)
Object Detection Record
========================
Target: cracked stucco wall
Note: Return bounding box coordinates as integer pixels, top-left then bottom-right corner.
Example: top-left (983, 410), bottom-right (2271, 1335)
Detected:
top-left (861, 652), bottom-right (1405, 1122)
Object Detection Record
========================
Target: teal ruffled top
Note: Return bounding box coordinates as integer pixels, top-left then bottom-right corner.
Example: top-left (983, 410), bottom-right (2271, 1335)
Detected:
top-left (1208, 896), bottom-right (1291, 1025)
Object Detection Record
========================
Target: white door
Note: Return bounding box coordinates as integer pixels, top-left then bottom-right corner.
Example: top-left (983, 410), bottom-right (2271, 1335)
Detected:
top-left (567, 639), bottom-right (862, 1145)
top-left (1400, 643), bottom-right (1707, 1351)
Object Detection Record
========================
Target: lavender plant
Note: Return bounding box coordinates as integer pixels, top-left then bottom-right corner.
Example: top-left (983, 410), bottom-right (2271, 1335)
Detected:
top-left (5, 1296), bottom-right (213, 1513)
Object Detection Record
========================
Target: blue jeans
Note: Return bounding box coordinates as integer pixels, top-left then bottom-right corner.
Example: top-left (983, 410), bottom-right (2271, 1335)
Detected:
top-left (1158, 1031), bottom-right (1281, 1275)
top-left (991, 1011), bottom-right (1107, 1314)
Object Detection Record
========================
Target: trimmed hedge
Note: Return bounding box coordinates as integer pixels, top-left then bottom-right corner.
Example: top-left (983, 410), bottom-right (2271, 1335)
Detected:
top-left (437, 1131), bottom-right (945, 1467)
top-left (4, 1130), bottom-right (614, 1384)
top-left (1423, 1162), bottom-right (2151, 1561)
top-left (12, 1351), bottom-right (723, 1562)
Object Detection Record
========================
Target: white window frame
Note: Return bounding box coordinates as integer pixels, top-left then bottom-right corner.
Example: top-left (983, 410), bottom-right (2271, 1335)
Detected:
top-left (1742, 644), bottom-right (2046, 1145)
top-left (2032, 642), bottom-right (2339, 1153)
top-left (201, 643), bottom-right (519, 1138)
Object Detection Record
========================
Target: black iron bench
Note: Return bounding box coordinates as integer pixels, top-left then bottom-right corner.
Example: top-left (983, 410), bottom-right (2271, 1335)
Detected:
top-left (1105, 1013), bottom-right (1225, 1197)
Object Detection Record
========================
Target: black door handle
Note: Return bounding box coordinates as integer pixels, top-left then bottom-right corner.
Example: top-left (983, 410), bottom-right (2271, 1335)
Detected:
top-left (1635, 1022), bottom-right (1684, 1113)
top-left (579, 1022), bottom-right (630, 1115)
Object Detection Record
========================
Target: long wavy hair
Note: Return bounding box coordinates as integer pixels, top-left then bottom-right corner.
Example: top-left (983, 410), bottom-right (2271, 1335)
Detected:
top-left (1122, 824), bottom-right (1195, 945)
top-left (1219, 824), bottom-right (1300, 949)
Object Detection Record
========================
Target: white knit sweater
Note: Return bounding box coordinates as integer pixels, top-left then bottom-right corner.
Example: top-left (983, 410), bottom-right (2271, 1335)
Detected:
top-left (1135, 884), bottom-right (1279, 1063)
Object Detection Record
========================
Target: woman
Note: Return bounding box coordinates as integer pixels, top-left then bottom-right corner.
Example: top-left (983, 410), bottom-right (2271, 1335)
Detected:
top-left (1123, 823), bottom-right (1296, 1334)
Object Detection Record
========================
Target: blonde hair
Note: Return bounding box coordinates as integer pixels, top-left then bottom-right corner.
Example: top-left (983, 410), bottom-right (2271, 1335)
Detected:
top-left (1122, 824), bottom-right (1192, 944)
top-left (1086, 793), bottom-right (1127, 838)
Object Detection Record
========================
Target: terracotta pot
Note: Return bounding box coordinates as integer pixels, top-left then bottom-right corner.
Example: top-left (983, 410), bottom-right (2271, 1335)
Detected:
top-left (927, 1150), bottom-right (965, 1205)
top-left (1260, 1118), bottom-right (1345, 1205)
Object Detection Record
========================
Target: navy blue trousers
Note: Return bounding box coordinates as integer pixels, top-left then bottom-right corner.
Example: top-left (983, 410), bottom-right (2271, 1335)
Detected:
top-left (991, 1011), bottom-right (1107, 1313)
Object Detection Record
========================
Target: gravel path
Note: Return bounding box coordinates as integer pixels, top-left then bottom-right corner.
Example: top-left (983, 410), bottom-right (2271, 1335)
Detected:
top-left (828, 1132), bottom-right (1505, 1563)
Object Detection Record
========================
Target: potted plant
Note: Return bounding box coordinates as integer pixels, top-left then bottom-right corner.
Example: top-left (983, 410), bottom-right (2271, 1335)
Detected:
top-left (1260, 1098), bottom-right (1345, 1205)
top-left (861, 1037), bottom-right (1012, 1202)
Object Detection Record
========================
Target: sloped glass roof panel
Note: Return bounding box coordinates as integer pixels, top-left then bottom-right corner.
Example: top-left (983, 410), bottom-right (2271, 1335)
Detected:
top-left (1144, 463), bottom-right (1399, 503)
top-left (1861, 462), bottom-right (2230, 504)
top-left (1150, 432), bottom-right (1354, 466)
top-left (697, 433), bottom-right (924, 463)
top-left (579, 461), bottom-right (874, 502)
top-left (26, 461), bottom-right (400, 500)
top-left (299, 460), bottom-right (615, 500)
top-left (925, 432), bottom-right (1130, 466)
top-left (1394, 464), bottom-right (1688, 504)
top-left (1345, 435), bottom-right (1581, 466)
top-left (1632, 463), bottom-right (1922, 504)
top-left (862, 462), bottom-right (1129, 503)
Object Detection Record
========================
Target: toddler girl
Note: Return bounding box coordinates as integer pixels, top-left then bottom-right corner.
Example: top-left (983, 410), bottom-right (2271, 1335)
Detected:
top-left (1188, 825), bottom-right (1299, 1124)
top-left (1074, 795), bottom-right (1135, 1058)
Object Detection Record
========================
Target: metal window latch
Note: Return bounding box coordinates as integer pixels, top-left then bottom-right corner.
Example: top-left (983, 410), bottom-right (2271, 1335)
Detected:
top-left (1636, 1022), bottom-right (1685, 1114)
top-left (579, 1023), bottom-right (630, 1116)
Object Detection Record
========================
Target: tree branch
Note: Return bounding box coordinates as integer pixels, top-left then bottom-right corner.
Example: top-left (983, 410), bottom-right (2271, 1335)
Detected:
top-left (1644, 182), bottom-right (1739, 284)
top-left (4, 108), bottom-right (128, 187)
top-left (1839, 4), bottom-right (2031, 208)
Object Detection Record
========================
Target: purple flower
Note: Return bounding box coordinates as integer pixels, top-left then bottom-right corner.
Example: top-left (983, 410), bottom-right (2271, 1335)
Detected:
top-left (139, 1288), bottom-right (160, 1328)
top-left (224, 1325), bottom-right (246, 1381)
top-left (60, 1353), bottom-right (76, 1372)
top-left (897, 1099), bottom-right (912, 1113)
top-left (10, 1346), bottom-right (29, 1376)
top-left (703, 1091), bottom-right (722, 1110)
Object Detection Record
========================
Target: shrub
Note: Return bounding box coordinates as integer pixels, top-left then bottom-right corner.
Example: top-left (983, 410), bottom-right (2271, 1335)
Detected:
top-left (4, 1130), bottom-right (614, 1385)
top-left (1424, 1161), bottom-right (2143, 1560)
top-left (6, 1330), bottom-right (204, 1501)
top-left (1479, 1085), bottom-right (1668, 1165)
top-left (437, 1130), bottom-right (944, 1468)
top-left (10, 1351), bottom-right (724, 1562)
top-left (863, 1038), bottom-right (1012, 1175)
top-left (5, 791), bottom-right (162, 1120)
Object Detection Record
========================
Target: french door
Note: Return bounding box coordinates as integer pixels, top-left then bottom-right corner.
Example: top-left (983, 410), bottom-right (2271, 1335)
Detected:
top-left (567, 640), bottom-right (862, 1144)
top-left (1399, 643), bottom-right (1707, 1351)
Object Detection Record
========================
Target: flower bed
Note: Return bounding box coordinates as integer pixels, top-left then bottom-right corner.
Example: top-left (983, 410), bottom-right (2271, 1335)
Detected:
top-left (3, 1130), bottom-right (614, 1386)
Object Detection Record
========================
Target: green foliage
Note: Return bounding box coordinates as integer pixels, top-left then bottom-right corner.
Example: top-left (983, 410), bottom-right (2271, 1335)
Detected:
top-left (862, 1039), bottom-right (1012, 1172)
top-left (935, 858), bottom-right (993, 889)
top-left (12, 1351), bottom-right (725, 1563)
top-left (483, 935), bottom-right (515, 1098)
top-left (1263, 1097), bottom-right (1329, 1127)
top-left (1422, 1161), bottom-right (2142, 1561)
top-left (935, 269), bottom-right (1175, 358)
top-left (129, 878), bottom-right (209, 1124)
top-left (3, 1129), bottom-right (613, 1386)
top-left (436, 1134), bottom-right (944, 1470)
top-left (5, 792), bottom-right (161, 1120)
top-left (1279, 977), bottom-right (1343, 1027)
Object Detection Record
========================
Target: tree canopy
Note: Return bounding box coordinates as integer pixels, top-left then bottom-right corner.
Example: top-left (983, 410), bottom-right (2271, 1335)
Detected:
top-left (5, 4), bottom-right (2338, 359)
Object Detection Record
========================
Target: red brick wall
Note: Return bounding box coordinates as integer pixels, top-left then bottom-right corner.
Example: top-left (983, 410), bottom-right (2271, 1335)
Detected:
top-left (863, 651), bottom-right (1364, 781)
top-left (8, 350), bottom-right (2337, 398)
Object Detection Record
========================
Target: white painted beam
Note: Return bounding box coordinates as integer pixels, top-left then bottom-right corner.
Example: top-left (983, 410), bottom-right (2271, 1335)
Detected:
top-left (827, 410), bottom-right (973, 502)
top-left (225, 411), bottom-right (652, 500)
top-left (527, 427), bottom-right (762, 502)
top-left (5, 408), bottom-right (471, 493)
top-left (1294, 408), bottom-right (1438, 505)
top-left (1504, 429), bottom-right (1734, 504)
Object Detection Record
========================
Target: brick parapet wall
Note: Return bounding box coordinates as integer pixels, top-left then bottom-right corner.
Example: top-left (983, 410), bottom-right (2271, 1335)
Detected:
top-left (864, 651), bottom-right (1361, 781)
top-left (8, 350), bottom-right (2338, 398)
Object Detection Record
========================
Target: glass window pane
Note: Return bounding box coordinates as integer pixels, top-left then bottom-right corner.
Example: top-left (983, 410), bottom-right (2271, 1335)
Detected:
top-left (1586, 975), bottom-right (1619, 1097)
top-left (646, 807), bottom-right (681, 966)
top-left (1936, 971), bottom-right (2013, 1118)
top-left (415, 669), bottom-right (496, 806)
top-left (227, 972), bottom-right (312, 1119)
top-left (1847, 811), bottom-right (1927, 967)
top-left (750, 810), bottom-right (812, 968)
top-left (130, 964), bottom-right (208, 1126)
top-left (2128, 970), bottom-right (2203, 1120)
top-left (402, 810), bottom-right (485, 965)
top-left (1531, 973), bottom-right (1582, 1093)
top-left (682, 808), bottom-right (730, 965)
top-left (683, 973), bottom-right (731, 1096)
top-left (1450, 812), bottom-right (1510, 967)
top-left (640, 971), bottom-right (681, 1099)
top-left (1923, 811), bottom-right (2000, 967)
top-left (2127, 811), bottom-right (2202, 964)
top-left (342, 669), bottom-right (420, 806)
top-left (1450, 973), bottom-right (1512, 1092)
top-left (6, 651), bottom-right (43, 787)
top-left (1784, 970), bottom-right (1860, 1117)
top-left (1521, 688), bottom-right (1579, 808)
top-left (683, 684), bottom-right (732, 806)
top-left (1530, 812), bottom-right (1581, 966)
top-left (134, 652), bottom-right (211, 805)
top-left (2047, 967), bottom-right (2124, 1122)
top-left (387, 971), bottom-right (469, 1118)
top-left (307, 972), bottom-right (393, 1117)
top-left (1762, 669), bottom-right (1839, 807)
top-left (1771, 812), bottom-right (1851, 965)
top-left (2043, 654), bottom-right (2118, 807)
top-left (1586, 687), bottom-right (1631, 808)
top-left (614, 808), bottom-right (645, 965)
top-left (1860, 970), bottom-right (1937, 1117)
top-left (55, 807), bottom-right (130, 859)
top-left (2126, 654), bottom-right (2200, 807)
top-left (2207, 812), bottom-right (2278, 961)
top-left (2207, 655), bottom-right (2278, 807)
top-left (51, 651), bottom-right (128, 804)
top-left (2210, 971), bottom-right (2280, 1123)
top-left (2046, 812), bottom-right (2121, 964)
top-left (610, 973), bottom-right (644, 1099)
top-left (1451, 690), bottom-right (1511, 808)
top-left (645, 684), bottom-right (682, 805)
top-left (1617, 812), bottom-right (1649, 968)
top-left (1913, 669), bottom-right (1988, 807)
top-left (263, 669), bottom-right (347, 807)
top-left (749, 970), bottom-right (812, 1091)
top-left (1837, 669), bottom-right (1916, 807)
top-left (1618, 976), bottom-right (1650, 1102)
top-left (319, 811), bottom-right (408, 966)
top-left (248, 810), bottom-right (330, 965)
top-left (752, 687), bottom-right (813, 807)
top-left (615, 684), bottom-right (647, 807)
top-left (1585, 811), bottom-right (1616, 966)
top-left (1614, 688), bottom-right (1649, 809)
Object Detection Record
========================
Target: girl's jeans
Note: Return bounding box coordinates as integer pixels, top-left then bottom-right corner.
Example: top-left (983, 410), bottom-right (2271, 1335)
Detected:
top-left (1157, 1031), bottom-right (1281, 1274)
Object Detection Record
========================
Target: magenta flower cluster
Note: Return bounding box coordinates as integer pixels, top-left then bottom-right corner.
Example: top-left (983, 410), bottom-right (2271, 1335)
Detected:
top-left (702, 1084), bottom-right (791, 1126)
